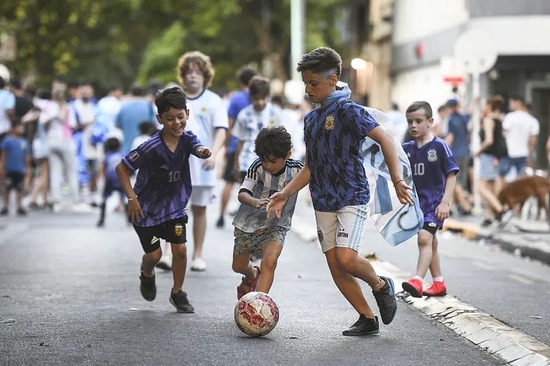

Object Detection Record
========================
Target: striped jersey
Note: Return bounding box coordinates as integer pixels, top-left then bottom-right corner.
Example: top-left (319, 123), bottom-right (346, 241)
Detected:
top-left (402, 136), bottom-right (459, 227)
top-left (232, 158), bottom-right (304, 233)
top-left (232, 103), bottom-right (282, 172)
top-left (121, 130), bottom-right (202, 227)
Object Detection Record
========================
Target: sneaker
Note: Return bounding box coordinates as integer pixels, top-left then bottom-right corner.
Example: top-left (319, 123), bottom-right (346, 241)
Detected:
top-left (16, 208), bottom-right (27, 216)
top-left (423, 281), bottom-right (447, 297)
top-left (480, 219), bottom-right (492, 227)
top-left (497, 210), bottom-right (513, 228)
top-left (139, 270), bottom-right (156, 302)
top-left (236, 266), bottom-right (261, 300)
top-left (169, 291), bottom-right (194, 313)
top-left (342, 315), bottom-right (379, 336)
top-left (190, 258), bottom-right (206, 272)
top-left (216, 216), bottom-right (224, 228)
top-left (0, 208), bottom-right (8, 216)
top-left (97, 220), bottom-right (105, 228)
top-left (372, 276), bottom-right (397, 325)
top-left (402, 278), bottom-right (423, 298)
top-left (155, 255), bottom-right (172, 270)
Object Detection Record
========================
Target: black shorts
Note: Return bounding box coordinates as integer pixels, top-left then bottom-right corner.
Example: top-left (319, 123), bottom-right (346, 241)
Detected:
top-left (134, 217), bottom-right (188, 253)
top-left (3, 172), bottom-right (25, 191)
top-left (422, 222), bottom-right (440, 235)
top-left (221, 152), bottom-right (238, 183)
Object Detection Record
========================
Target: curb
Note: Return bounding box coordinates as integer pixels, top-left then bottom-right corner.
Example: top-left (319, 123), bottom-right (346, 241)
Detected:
top-left (444, 219), bottom-right (550, 266)
top-left (371, 260), bottom-right (550, 366)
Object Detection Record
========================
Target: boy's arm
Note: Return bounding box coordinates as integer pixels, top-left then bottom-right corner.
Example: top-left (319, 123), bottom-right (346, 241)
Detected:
top-left (203, 128), bottom-right (226, 169)
top-left (238, 190), bottom-right (269, 209)
top-left (193, 146), bottom-right (212, 159)
top-left (24, 152), bottom-right (32, 191)
top-left (266, 156), bottom-right (310, 219)
top-left (436, 172), bottom-right (457, 221)
top-left (367, 126), bottom-right (413, 205)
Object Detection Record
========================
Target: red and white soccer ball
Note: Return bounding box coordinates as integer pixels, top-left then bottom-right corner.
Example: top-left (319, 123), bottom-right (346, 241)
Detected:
top-left (234, 292), bottom-right (279, 337)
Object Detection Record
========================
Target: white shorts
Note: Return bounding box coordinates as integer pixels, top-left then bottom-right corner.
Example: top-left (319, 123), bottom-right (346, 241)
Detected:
top-left (190, 186), bottom-right (216, 207)
top-left (314, 205), bottom-right (369, 253)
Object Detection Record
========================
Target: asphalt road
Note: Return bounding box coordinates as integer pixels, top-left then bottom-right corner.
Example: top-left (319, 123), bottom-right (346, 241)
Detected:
top-left (0, 193), bottom-right (545, 365)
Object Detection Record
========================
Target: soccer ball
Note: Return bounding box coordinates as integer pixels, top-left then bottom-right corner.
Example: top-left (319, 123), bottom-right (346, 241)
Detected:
top-left (234, 292), bottom-right (279, 337)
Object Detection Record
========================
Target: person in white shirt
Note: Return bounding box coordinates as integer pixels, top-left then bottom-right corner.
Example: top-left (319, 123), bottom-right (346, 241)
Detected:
top-left (0, 77), bottom-right (16, 143)
top-left (497, 95), bottom-right (540, 191)
top-left (156, 51), bottom-right (227, 272)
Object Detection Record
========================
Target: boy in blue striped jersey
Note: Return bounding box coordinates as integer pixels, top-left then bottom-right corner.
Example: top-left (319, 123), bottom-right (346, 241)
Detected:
top-left (232, 126), bottom-right (303, 299)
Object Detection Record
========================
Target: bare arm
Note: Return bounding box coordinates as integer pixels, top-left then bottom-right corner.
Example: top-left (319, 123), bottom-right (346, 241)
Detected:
top-left (238, 190), bottom-right (270, 209)
top-left (436, 172), bottom-right (457, 221)
top-left (203, 128), bottom-right (225, 169)
top-left (476, 118), bottom-right (494, 155)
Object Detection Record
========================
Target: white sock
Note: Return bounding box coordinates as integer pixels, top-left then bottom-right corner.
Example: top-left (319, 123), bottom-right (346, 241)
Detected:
top-left (433, 276), bottom-right (444, 283)
top-left (413, 275), bottom-right (423, 282)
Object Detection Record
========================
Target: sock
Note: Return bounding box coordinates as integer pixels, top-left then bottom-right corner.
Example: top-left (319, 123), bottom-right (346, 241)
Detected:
top-left (433, 276), bottom-right (444, 283)
top-left (413, 275), bottom-right (423, 282)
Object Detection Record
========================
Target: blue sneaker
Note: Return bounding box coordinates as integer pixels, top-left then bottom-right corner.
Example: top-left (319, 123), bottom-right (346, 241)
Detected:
top-left (372, 276), bottom-right (397, 325)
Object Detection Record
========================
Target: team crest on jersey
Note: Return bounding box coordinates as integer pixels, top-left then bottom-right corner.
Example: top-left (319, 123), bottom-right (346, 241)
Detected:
top-left (427, 149), bottom-right (437, 162)
top-left (324, 114), bottom-right (335, 130)
top-left (174, 223), bottom-right (184, 237)
top-left (269, 119), bottom-right (275, 126)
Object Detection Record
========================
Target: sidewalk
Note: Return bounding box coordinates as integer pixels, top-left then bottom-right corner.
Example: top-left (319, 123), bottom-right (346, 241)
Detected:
top-left (444, 213), bottom-right (550, 266)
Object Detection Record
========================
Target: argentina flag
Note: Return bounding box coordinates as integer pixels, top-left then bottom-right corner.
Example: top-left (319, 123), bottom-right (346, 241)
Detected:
top-left (360, 107), bottom-right (424, 246)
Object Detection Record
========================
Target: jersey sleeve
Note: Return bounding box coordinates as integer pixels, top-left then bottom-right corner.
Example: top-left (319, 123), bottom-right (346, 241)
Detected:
top-left (212, 96), bottom-right (229, 130)
top-left (121, 146), bottom-right (152, 173)
top-left (439, 140), bottom-right (459, 176)
top-left (185, 130), bottom-right (203, 156)
top-left (239, 159), bottom-right (262, 195)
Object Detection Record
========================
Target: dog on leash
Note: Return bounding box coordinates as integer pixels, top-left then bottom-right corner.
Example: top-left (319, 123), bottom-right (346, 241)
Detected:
top-left (497, 175), bottom-right (550, 224)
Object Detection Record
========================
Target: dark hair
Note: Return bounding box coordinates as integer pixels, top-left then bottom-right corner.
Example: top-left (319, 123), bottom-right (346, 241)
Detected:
top-left (249, 76), bottom-right (270, 99)
top-left (68, 81), bottom-right (80, 89)
top-left (11, 117), bottom-right (22, 128)
top-left (0, 77), bottom-right (5, 89)
top-left (391, 102), bottom-right (399, 111)
top-left (271, 95), bottom-right (285, 108)
top-left (130, 83), bottom-right (145, 97)
top-left (36, 87), bottom-right (52, 100)
top-left (176, 51), bottom-right (215, 89)
top-left (406, 101), bottom-right (433, 119)
top-left (138, 121), bottom-right (156, 135)
top-left (238, 66), bottom-right (258, 86)
top-left (254, 126), bottom-right (292, 161)
top-left (437, 105), bottom-right (448, 113)
top-left (104, 137), bottom-right (121, 153)
top-left (296, 47), bottom-right (342, 77)
top-left (510, 94), bottom-right (525, 105)
top-left (155, 87), bottom-right (187, 115)
top-left (486, 95), bottom-right (504, 112)
top-left (9, 78), bottom-right (23, 90)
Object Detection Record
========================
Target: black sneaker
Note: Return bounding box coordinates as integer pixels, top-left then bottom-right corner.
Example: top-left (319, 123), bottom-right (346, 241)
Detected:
top-left (216, 216), bottom-right (224, 228)
top-left (342, 315), bottom-right (379, 336)
top-left (170, 291), bottom-right (194, 313)
top-left (0, 208), bottom-right (8, 216)
top-left (17, 208), bottom-right (27, 216)
top-left (139, 272), bottom-right (156, 302)
top-left (373, 276), bottom-right (397, 325)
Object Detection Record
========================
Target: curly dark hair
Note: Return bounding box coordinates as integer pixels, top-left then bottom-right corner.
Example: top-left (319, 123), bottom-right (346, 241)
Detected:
top-left (254, 126), bottom-right (292, 161)
top-left (154, 87), bottom-right (187, 115)
top-left (296, 47), bottom-right (342, 77)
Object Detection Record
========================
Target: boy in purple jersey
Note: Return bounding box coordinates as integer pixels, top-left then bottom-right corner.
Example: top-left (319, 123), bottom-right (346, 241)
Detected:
top-left (401, 101), bottom-right (459, 298)
top-left (116, 87), bottom-right (211, 313)
top-left (267, 47), bottom-right (413, 336)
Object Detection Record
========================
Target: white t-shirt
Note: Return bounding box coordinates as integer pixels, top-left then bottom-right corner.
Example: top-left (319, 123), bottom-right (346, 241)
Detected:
top-left (97, 96), bottom-right (121, 132)
top-left (232, 103), bottom-right (282, 172)
top-left (185, 89), bottom-right (228, 187)
top-left (0, 90), bottom-right (16, 134)
top-left (502, 110), bottom-right (539, 158)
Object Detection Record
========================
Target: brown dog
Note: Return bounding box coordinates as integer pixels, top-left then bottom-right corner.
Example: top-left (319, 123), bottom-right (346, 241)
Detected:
top-left (498, 175), bottom-right (550, 223)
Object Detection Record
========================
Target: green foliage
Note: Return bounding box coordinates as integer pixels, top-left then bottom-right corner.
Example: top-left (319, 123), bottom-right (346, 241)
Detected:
top-left (0, 0), bottom-right (357, 94)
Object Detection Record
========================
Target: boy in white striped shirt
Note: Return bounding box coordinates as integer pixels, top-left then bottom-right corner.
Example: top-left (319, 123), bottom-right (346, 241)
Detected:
top-left (232, 126), bottom-right (303, 299)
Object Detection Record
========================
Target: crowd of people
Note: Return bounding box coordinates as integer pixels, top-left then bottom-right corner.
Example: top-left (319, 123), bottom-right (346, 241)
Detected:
top-left (1, 45), bottom-right (549, 337)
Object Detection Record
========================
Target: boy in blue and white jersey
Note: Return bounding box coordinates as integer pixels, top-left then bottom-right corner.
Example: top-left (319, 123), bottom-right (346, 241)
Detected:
top-left (267, 47), bottom-right (413, 337)
top-left (233, 76), bottom-right (282, 180)
top-left (116, 87), bottom-right (211, 313)
top-left (232, 126), bottom-right (303, 300)
top-left (401, 101), bottom-right (459, 298)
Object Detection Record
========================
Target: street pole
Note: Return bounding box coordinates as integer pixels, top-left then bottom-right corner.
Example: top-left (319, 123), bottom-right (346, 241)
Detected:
top-left (471, 71), bottom-right (482, 215)
top-left (290, 0), bottom-right (305, 81)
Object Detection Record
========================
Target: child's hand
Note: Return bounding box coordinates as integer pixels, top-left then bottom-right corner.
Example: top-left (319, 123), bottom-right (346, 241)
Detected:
top-left (127, 198), bottom-right (144, 223)
top-left (196, 147), bottom-right (212, 159)
top-left (266, 192), bottom-right (288, 219)
top-left (202, 156), bottom-right (216, 170)
top-left (394, 180), bottom-right (414, 206)
top-left (255, 198), bottom-right (270, 209)
top-left (435, 201), bottom-right (451, 221)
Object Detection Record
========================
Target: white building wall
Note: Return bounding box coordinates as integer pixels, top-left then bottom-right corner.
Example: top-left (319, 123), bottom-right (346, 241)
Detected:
top-left (393, 0), bottom-right (469, 45)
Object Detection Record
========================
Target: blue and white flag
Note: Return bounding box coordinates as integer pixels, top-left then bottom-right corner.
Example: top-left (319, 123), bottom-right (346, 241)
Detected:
top-left (360, 106), bottom-right (424, 246)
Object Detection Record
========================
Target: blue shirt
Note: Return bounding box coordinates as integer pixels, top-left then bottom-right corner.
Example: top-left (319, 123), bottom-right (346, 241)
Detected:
top-left (227, 91), bottom-right (251, 153)
top-left (0, 135), bottom-right (29, 174)
top-left (104, 151), bottom-right (123, 185)
top-left (447, 112), bottom-right (470, 158)
top-left (402, 137), bottom-right (459, 227)
top-left (116, 100), bottom-right (157, 154)
top-left (304, 98), bottom-right (378, 211)
top-left (121, 130), bottom-right (202, 227)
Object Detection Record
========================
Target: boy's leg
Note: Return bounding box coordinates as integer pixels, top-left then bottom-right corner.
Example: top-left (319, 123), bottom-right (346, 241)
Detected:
top-left (170, 242), bottom-right (188, 293)
top-left (189, 186), bottom-right (214, 271)
top-left (97, 199), bottom-right (107, 226)
top-left (423, 234), bottom-right (447, 296)
top-left (255, 239), bottom-right (284, 293)
top-left (402, 227), bottom-right (434, 297)
top-left (428, 234), bottom-right (442, 278)
top-left (232, 229), bottom-right (260, 299)
top-left (1, 186), bottom-right (10, 213)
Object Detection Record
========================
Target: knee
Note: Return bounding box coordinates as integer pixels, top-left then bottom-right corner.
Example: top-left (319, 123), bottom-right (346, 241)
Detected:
top-left (146, 249), bottom-right (162, 263)
top-left (335, 251), bottom-right (356, 272)
top-left (260, 255), bottom-right (278, 273)
top-left (232, 260), bottom-right (248, 274)
top-left (172, 244), bottom-right (187, 260)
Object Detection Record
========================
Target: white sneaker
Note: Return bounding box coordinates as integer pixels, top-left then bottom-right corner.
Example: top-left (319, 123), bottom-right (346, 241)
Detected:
top-left (156, 255), bottom-right (172, 270)
top-left (190, 258), bottom-right (206, 272)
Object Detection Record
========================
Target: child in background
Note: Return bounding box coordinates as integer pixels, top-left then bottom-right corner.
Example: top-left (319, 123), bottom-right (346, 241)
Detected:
top-left (131, 121), bottom-right (157, 151)
top-left (401, 101), bottom-right (459, 297)
top-left (232, 126), bottom-right (303, 299)
top-left (97, 137), bottom-right (126, 227)
top-left (0, 119), bottom-right (31, 216)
